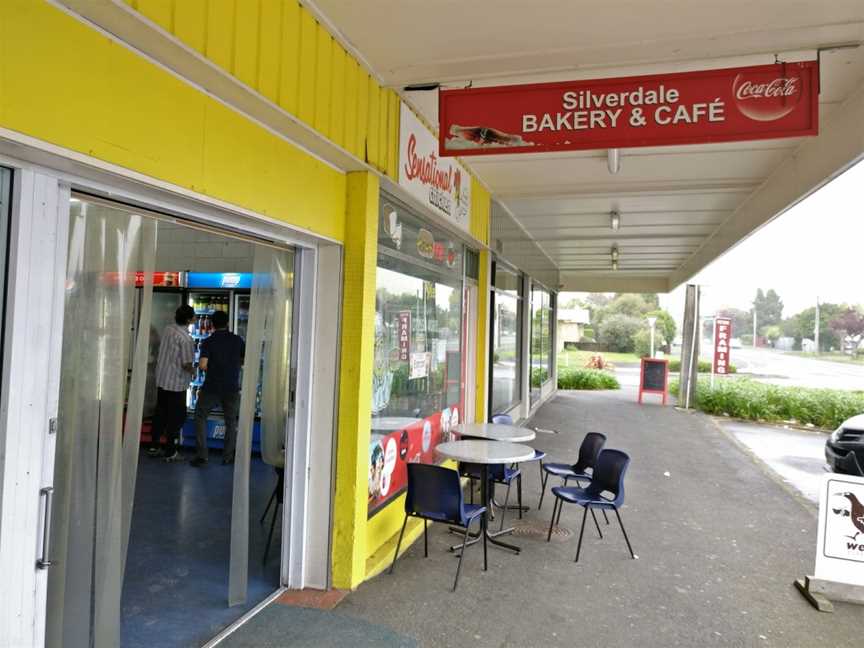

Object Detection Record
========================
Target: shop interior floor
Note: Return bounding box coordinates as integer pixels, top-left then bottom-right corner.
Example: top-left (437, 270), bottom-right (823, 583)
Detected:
top-left (122, 452), bottom-right (281, 648)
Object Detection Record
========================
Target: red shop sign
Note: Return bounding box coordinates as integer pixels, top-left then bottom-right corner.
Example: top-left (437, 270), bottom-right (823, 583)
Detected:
top-left (439, 61), bottom-right (818, 157)
top-left (714, 317), bottom-right (733, 375)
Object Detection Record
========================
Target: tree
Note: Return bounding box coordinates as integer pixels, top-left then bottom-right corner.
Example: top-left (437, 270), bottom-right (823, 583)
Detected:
top-left (646, 309), bottom-right (676, 351)
top-left (762, 325), bottom-right (782, 347)
top-left (594, 293), bottom-right (653, 330)
top-left (753, 288), bottom-right (783, 328)
top-left (784, 303), bottom-right (844, 351)
top-left (597, 314), bottom-right (642, 353)
top-left (829, 308), bottom-right (864, 338)
top-left (716, 307), bottom-right (752, 339)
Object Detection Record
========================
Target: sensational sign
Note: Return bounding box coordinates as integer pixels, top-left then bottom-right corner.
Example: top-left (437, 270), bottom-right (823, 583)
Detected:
top-left (399, 104), bottom-right (471, 231)
top-left (438, 61), bottom-right (818, 156)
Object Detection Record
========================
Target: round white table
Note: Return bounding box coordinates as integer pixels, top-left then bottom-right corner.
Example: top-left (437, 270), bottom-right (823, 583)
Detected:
top-left (454, 423), bottom-right (536, 443)
top-left (437, 440), bottom-right (535, 554)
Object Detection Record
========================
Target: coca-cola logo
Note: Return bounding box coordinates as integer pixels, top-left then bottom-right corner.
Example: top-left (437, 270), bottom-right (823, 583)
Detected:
top-left (733, 73), bottom-right (803, 122)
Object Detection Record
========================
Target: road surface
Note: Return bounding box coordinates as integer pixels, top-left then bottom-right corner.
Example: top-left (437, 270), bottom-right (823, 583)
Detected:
top-left (702, 346), bottom-right (864, 391)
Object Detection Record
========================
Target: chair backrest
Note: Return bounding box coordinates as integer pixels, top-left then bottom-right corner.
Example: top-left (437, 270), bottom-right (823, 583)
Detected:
top-left (491, 413), bottom-right (514, 425)
top-left (585, 449), bottom-right (630, 506)
top-left (572, 432), bottom-right (607, 473)
top-left (405, 463), bottom-right (463, 523)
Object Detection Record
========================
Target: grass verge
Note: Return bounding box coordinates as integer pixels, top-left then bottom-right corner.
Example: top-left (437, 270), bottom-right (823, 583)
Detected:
top-left (668, 377), bottom-right (864, 430)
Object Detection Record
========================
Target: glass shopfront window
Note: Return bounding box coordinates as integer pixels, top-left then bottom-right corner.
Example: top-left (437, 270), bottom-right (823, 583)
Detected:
top-left (530, 283), bottom-right (553, 406)
top-left (490, 263), bottom-right (522, 415)
top-left (369, 195), bottom-right (465, 516)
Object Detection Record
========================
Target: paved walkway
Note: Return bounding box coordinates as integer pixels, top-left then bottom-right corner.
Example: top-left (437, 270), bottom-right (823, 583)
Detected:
top-left (341, 389), bottom-right (862, 648)
top-left (228, 388), bottom-right (863, 647)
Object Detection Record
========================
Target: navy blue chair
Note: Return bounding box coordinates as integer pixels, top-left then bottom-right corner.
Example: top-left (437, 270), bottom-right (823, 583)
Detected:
top-left (539, 432), bottom-right (606, 511)
top-left (546, 449), bottom-right (637, 563)
top-left (390, 463), bottom-right (487, 591)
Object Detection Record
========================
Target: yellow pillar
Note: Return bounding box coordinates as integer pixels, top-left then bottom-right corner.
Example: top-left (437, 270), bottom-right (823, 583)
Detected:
top-left (332, 171), bottom-right (379, 590)
top-left (471, 180), bottom-right (492, 423)
top-left (475, 249), bottom-right (490, 422)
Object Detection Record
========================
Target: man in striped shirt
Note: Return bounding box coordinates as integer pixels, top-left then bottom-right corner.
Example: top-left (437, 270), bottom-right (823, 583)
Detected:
top-left (148, 305), bottom-right (196, 461)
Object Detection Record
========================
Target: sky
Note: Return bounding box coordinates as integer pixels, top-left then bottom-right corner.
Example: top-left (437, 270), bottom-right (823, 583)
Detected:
top-left (564, 158), bottom-right (864, 324)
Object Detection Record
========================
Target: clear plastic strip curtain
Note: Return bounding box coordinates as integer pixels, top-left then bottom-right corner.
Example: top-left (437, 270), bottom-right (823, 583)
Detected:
top-left (229, 245), bottom-right (294, 605)
top-left (46, 198), bottom-right (156, 647)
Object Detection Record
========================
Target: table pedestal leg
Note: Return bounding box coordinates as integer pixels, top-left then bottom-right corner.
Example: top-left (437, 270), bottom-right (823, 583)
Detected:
top-left (451, 465), bottom-right (521, 554)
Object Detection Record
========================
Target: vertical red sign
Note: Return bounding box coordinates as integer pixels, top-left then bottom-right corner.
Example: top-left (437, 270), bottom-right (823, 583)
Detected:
top-left (714, 317), bottom-right (733, 374)
top-left (398, 311), bottom-right (411, 361)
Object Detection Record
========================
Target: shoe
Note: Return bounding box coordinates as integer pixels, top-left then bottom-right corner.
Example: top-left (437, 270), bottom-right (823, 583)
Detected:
top-left (147, 447), bottom-right (164, 458)
top-left (163, 450), bottom-right (181, 463)
top-left (190, 457), bottom-right (208, 467)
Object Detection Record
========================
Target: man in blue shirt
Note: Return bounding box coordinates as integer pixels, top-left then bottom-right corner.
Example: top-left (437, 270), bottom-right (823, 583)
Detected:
top-left (191, 310), bottom-right (245, 466)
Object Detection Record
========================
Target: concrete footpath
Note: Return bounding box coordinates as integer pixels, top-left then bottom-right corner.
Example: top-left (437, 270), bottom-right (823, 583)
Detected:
top-left (229, 388), bottom-right (863, 647)
top-left (342, 389), bottom-right (862, 647)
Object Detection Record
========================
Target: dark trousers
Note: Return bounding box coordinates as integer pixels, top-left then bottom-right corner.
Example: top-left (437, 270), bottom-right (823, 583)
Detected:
top-left (152, 388), bottom-right (187, 453)
top-left (194, 390), bottom-right (240, 460)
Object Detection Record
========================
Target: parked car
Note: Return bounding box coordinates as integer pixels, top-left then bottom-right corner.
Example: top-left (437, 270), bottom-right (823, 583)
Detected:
top-left (825, 414), bottom-right (864, 476)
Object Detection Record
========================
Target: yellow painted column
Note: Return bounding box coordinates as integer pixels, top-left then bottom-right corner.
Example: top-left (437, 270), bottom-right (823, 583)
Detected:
top-left (470, 180), bottom-right (492, 423)
top-left (331, 171), bottom-right (379, 590)
top-left (475, 249), bottom-right (490, 423)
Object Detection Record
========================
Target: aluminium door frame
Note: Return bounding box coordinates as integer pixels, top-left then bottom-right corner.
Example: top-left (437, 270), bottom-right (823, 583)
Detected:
top-left (0, 167), bottom-right (69, 647)
top-left (0, 142), bottom-right (337, 644)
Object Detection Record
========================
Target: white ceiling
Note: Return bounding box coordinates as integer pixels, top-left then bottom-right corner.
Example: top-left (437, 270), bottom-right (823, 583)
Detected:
top-left (311, 0), bottom-right (864, 290)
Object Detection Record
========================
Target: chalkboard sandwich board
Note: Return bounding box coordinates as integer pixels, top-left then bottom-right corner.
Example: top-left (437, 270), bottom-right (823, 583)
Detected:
top-left (638, 358), bottom-right (669, 405)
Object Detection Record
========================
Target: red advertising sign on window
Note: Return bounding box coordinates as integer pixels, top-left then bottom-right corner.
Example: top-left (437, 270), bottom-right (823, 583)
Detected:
top-left (439, 61), bottom-right (818, 157)
top-left (397, 311), bottom-right (411, 362)
top-left (714, 317), bottom-right (733, 375)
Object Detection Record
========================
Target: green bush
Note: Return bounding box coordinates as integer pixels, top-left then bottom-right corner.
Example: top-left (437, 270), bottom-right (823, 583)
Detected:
top-left (597, 314), bottom-right (642, 353)
top-left (582, 327), bottom-right (594, 340)
top-left (633, 328), bottom-right (652, 358)
top-left (531, 367), bottom-right (549, 387)
top-left (558, 368), bottom-right (620, 390)
top-left (668, 359), bottom-right (737, 373)
top-left (675, 377), bottom-right (864, 429)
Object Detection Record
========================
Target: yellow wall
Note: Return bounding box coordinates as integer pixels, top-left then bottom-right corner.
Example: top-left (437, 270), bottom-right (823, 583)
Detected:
top-left (331, 171), bottom-right (379, 589)
top-left (1, 1), bottom-right (494, 591)
top-left (122, 0), bottom-right (400, 181)
top-left (0, 1), bottom-right (346, 242)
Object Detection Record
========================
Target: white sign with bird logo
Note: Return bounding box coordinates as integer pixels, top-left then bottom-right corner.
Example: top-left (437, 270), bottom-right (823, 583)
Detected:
top-left (816, 474), bottom-right (864, 586)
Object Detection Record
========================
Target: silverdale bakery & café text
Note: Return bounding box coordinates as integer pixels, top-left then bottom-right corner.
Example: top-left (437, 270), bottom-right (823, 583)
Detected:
top-left (521, 84), bottom-right (728, 132)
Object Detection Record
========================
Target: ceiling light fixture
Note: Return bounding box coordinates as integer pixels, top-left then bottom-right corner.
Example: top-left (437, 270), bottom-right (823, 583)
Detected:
top-left (612, 260), bottom-right (619, 271)
top-left (611, 246), bottom-right (619, 262)
top-left (610, 210), bottom-right (620, 231)
top-left (607, 148), bottom-right (621, 174)
top-left (403, 83), bottom-right (441, 92)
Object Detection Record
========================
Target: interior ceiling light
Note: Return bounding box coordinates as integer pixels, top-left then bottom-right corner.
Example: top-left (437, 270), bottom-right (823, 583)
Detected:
top-left (607, 149), bottom-right (621, 174)
top-left (612, 260), bottom-right (619, 271)
top-left (610, 210), bottom-right (620, 231)
top-left (611, 246), bottom-right (619, 262)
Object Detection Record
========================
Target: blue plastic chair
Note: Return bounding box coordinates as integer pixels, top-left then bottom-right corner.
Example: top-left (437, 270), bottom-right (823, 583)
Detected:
top-left (539, 432), bottom-right (606, 511)
top-left (389, 463), bottom-right (487, 591)
top-left (546, 449), bottom-right (637, 563)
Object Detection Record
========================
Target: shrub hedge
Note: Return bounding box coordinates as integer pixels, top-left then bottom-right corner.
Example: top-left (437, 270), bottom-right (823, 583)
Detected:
top-left (671, 377), bottom-right (864, 429)
top-left (558, 368), bottom-right (620, 391)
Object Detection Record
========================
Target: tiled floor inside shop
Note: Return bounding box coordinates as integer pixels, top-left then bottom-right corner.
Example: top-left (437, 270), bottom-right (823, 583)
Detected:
top-left (122, 451), bottom-right (281, 648)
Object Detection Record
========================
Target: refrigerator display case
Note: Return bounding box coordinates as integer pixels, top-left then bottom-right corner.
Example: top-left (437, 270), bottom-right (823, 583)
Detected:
top-left (134, 272), bottom-right (262, 453)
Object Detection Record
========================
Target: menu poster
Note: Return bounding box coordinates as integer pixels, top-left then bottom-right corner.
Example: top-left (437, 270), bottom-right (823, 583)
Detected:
top-left (409, 352), bottom-right (430, 380)
top-left (368, 405), bottom-right (460, 516)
